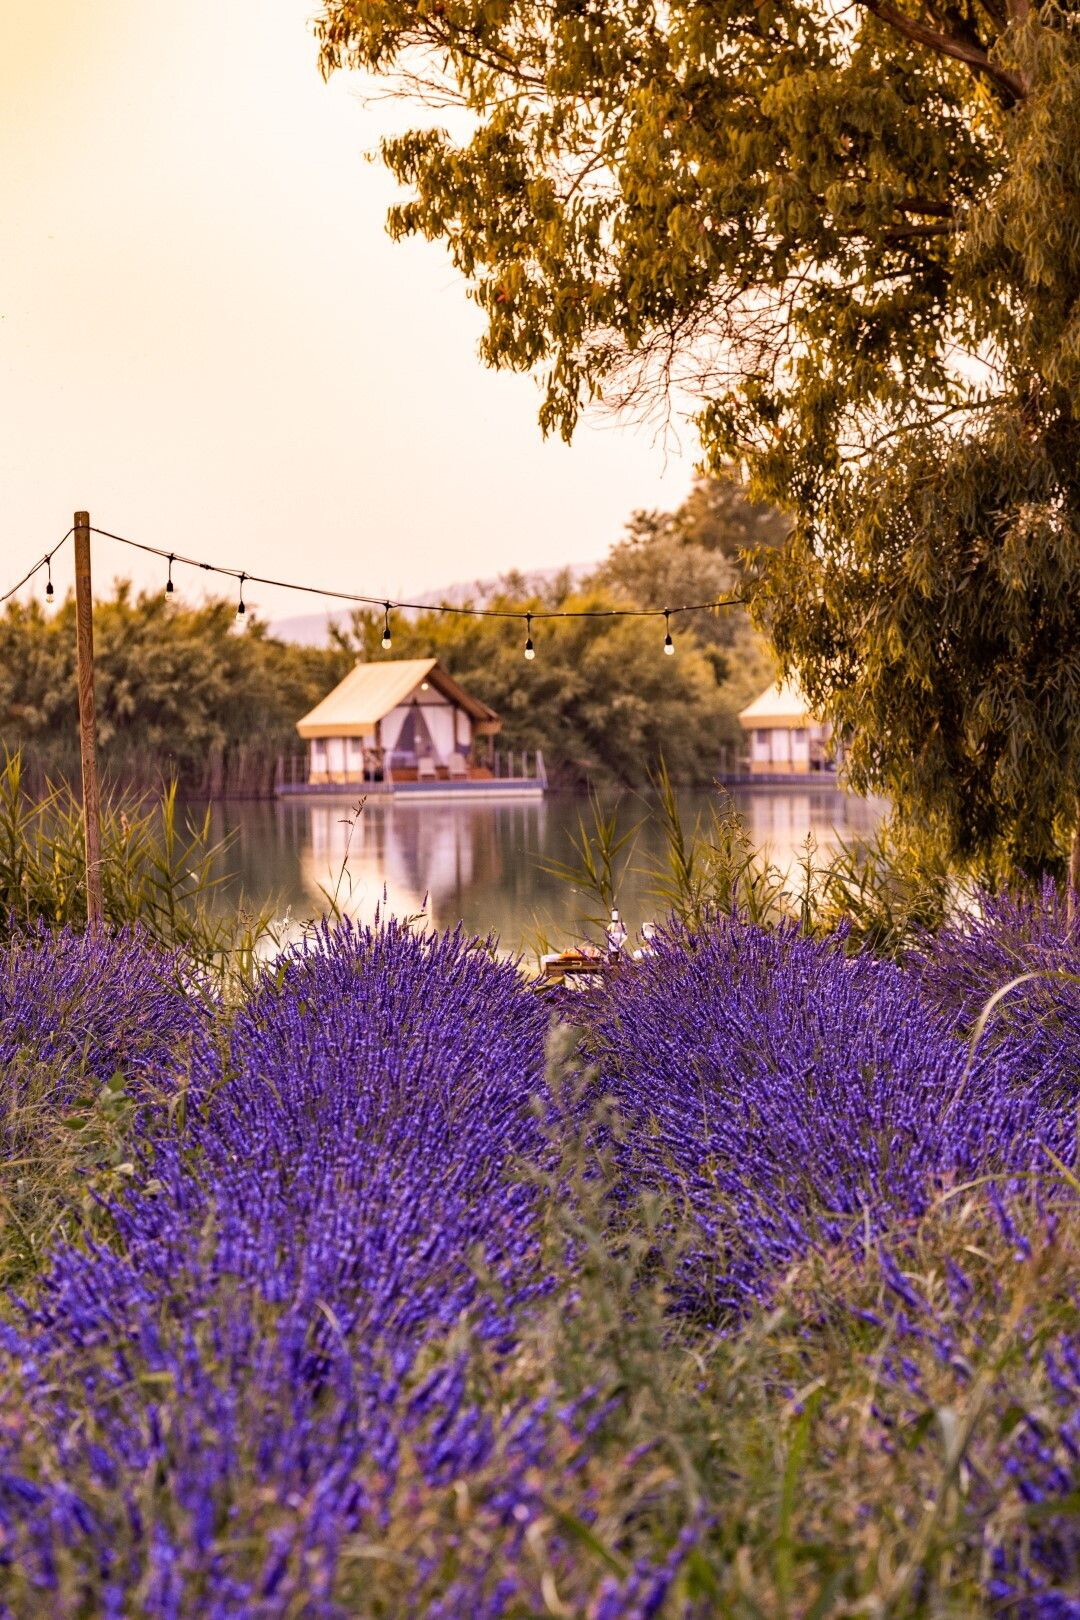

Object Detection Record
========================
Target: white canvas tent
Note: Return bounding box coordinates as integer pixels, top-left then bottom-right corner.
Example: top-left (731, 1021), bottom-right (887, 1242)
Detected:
top-left (737, 678), bottom-right (833, 775)
top-left (296, 658), bottom-right (500, 784)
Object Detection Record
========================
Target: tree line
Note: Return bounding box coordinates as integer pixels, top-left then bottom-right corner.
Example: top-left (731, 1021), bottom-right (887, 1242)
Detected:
top-left (0, 476), bottom-right (777, 796)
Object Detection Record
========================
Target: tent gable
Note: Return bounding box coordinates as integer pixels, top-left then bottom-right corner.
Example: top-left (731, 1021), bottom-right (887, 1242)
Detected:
top-left (737, 677), bottom-right (815, 730)
top-left (296, 659), bottom-right (499, 740)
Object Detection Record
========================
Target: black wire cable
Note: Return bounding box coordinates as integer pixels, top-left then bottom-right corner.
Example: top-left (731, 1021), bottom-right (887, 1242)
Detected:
top-left (0, 530), bottom-right (73, 605)
top-left (86, 525), bottom-right (745, 623)
top-left (1, 522), bottom-right (746, 628)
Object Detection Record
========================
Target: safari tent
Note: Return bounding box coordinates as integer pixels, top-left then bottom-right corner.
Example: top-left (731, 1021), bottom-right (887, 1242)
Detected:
top-left (295, 658), bottom-right (501, 785)
top-left (737, 678), bottom-right (834, 776)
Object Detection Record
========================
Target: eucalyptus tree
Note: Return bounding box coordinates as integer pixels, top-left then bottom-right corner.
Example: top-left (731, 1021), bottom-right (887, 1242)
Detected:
top-left (318, 0), bottom-right (1080, 882)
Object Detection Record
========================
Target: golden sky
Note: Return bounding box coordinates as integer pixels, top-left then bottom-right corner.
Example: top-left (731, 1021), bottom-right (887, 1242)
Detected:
top-left (0, 0), bottom-right (691, 618)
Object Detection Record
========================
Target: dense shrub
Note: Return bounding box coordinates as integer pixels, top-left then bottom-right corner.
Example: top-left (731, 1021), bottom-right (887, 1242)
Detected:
top-left (584, 915), bottom-right (1077, 1315)
top-left (914, 882), bottom-right (1080, 1101)
top-left (0, 923), bottom-right (600, 1616)
top-left (0, 926), bottom-right (213, 1286)
top-left (0, 923), bottom-right (209, 1095)
top-left (763, 1193), bottom-right (1080, 1615)
top-left (0, 908), bottom-right (1076, 1615)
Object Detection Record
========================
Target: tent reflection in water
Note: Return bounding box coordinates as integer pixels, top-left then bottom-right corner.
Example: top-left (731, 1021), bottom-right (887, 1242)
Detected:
top-left (293, 658), bottom-right (511, 791)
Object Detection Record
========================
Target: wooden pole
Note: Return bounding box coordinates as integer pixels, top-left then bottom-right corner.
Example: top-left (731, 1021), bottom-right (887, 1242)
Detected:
top-left (73, 512), bottom-right (104, 933)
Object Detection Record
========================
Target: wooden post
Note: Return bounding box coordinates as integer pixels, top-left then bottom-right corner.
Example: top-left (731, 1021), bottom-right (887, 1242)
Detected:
top-left (1069, 800), bottom-right (1080, 929)
top-left (73, 512), bottom-right (104, 933)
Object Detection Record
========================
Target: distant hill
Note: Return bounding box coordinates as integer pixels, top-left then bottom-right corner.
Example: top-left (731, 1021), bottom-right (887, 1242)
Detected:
top-left (267, 564), bottom-right (595, 646)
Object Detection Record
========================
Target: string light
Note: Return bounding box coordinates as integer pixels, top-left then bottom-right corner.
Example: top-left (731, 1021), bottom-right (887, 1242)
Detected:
top-left (82, 525), bottom-right (744, 629)
top-left (1, 528), bottom-right (748, 647)
top-left (0, 529), bottom-right (71, 608)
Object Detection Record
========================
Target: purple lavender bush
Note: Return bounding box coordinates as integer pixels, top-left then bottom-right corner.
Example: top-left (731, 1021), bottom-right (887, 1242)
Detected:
top-left (913, 882), bottom-right (1080, 1101)
top-left (0, 907), bottom-right (1077, 1615)
top-left (856, 1196), bottom-right (1079, 1614)
top-left (585, 913), bottom-right (1077, 1315)
top-left (0, 925), bottom-right (214, 1285)
top-left (1, 922), bottom-right (683, 1615)
top-left (0, 922), bottom-right (209, 1096)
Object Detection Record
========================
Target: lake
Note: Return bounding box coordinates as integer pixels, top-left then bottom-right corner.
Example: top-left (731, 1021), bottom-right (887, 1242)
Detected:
top-left (188, 785), bottom-right (886, 955)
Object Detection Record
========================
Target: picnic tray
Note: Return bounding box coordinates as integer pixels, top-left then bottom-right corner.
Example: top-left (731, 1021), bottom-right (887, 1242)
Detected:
top-left (538, 950), bottom-right (622, 982)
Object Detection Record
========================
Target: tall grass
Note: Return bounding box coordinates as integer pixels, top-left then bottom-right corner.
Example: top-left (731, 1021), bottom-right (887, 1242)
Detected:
top-left (551, 763), bottom-right (957, 954)
top-left (0, 1061), bottom-right (152, 1290)
top-left (496, 1061), bottom-right (1080, 1615)
top-left (0, 752), bottom-right (275, 980)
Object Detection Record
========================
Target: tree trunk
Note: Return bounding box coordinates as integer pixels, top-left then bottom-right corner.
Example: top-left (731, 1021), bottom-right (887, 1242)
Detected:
top-left (1069, 797), bottom-right (1080, 928)
top-left (207, 742), bottom-right (224, 801)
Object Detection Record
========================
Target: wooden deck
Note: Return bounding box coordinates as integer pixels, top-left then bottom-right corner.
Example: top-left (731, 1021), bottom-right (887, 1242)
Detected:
top-left (364, 765), bottom-right (494, 784)
top-left (276, 748), bottom-right (547, 800)
top-left (277, 777), bottom-right (544, 800)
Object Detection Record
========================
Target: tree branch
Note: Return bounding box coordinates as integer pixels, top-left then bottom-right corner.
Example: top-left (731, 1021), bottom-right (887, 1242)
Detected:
top-left (855, 0), bottom-right (1027, 103)
top-left (894, 198), bottom-right (955, 217)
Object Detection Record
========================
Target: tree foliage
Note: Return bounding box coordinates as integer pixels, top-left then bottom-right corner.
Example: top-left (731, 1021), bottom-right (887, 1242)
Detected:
top-left (0, 589), bottom-right (348, 795)
top-left (317, 0), bottom-right (1080, 873)
top-left (593, 469), bottom-right (779, 709)
top-left (617, 471), bottom-right (791, 567)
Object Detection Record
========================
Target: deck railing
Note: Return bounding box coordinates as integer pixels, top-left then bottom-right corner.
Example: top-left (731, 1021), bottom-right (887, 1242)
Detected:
top-left (492, 749), bottom-right (546, 782)
top-left (278, 748), bottom-right (545, 789)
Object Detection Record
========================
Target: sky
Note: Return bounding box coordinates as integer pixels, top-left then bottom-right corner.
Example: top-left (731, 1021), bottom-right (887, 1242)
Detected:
top-left (0, 0), bottom-right (693, 621)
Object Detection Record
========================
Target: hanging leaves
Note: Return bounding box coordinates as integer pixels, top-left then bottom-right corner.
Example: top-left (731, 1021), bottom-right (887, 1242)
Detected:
top-left (318, 0), bottom-right (1080, 874)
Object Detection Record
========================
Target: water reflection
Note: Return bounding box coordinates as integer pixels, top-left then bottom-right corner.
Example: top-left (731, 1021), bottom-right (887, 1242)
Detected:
top-left (735, 787), bottom-right (883, 864)
top-left (192, 787), bottom-right (885, 953)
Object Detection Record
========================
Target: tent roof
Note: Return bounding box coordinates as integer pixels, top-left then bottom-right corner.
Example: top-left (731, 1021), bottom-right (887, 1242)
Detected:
top-left (738, 677), bottom-right (815, 729)
top-left (296, 659), bottom-right (500, 739)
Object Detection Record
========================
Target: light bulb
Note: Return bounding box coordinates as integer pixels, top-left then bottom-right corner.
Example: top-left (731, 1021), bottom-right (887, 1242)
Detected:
top-left (663, 611), bottom-right (675, 655)
top-left (166, 555), bottom-right (175, 595)
top-left (381, 605), bottom-right (392, 651)
top-left (45, 572), bottom-right (55, 611)
top-left (236, 573), bottom-right (247, 620)
top-left (524, 615), bottom-right (535, 660)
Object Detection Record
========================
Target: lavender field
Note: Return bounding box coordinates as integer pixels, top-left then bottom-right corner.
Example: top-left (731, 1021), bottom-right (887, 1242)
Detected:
top-left (0, 897), bottom-right (1077, 1616)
